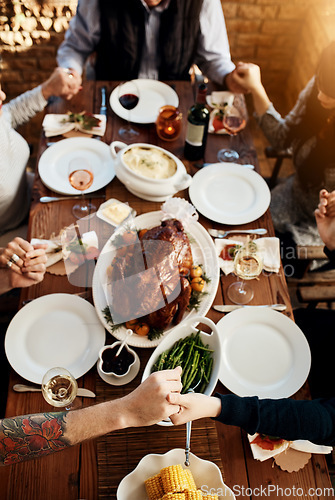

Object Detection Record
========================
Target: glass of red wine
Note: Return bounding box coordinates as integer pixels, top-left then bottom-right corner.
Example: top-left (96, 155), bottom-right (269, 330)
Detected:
top-left (68, 157), bottom-right (95, 219)
top-left (118, 81), bottom-right (140, 140)
top-left (217, 95), bottom-right (246, 162)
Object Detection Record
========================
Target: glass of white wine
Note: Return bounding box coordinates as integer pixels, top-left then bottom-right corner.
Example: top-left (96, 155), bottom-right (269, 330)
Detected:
top-left (227, 239), bottom-right (263, 304)
top-left (68, 157), bottom-right (95, 219)
top-left (42, 367), bottom-right (78, 410)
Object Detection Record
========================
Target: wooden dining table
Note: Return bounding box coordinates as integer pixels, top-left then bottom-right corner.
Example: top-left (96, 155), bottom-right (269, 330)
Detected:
top-left (0, 80), bottom-right (333, 499)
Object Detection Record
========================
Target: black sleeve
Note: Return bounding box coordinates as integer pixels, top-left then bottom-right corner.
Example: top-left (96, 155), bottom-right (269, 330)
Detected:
top-left (323, 245), bottom-right (335, 262)
top-left (212, 393), bottom-right (335, 446)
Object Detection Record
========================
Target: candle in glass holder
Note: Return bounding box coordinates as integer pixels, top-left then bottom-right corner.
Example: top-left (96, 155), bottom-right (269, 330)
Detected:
top-left (156, 105), bottom-right (182, 141)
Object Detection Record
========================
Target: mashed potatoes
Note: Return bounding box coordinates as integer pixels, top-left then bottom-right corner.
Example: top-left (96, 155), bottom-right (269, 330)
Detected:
top-left (123, 146), bottom-right (177, 179)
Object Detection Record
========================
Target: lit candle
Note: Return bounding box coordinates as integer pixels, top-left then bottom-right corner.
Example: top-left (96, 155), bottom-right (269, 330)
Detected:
top-left (164, 125), bottom-right (176, 136)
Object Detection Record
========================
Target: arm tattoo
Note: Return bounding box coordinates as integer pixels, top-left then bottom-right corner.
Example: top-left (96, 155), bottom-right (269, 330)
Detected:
top-left (0, 412), bottom-right (70, 466)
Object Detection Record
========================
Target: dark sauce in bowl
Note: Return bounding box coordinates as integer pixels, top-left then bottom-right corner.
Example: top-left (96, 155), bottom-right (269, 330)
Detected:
top-left (101, 345), bottom-right (135, 376)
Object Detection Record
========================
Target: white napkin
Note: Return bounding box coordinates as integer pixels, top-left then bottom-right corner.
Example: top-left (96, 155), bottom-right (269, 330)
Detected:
top-left (31, 236), bottom-right (62, 268)
top-left (206, 91), bottom-right (234, 134)
top-left (248, 433), bottom-right (332, 462)
top-left (161, 198), bottom-right (199, 227)
top-left (215, 237), bottom-right (281, 275)
top-left (42, 114), bottom-right (107, 137)
top-left (31, 230), bottom-right (99, 268)
top-left (206, 91), bottom-right (234, 109)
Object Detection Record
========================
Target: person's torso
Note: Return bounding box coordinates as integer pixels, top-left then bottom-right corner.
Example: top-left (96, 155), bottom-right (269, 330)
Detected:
top-left (95, 0), bottom-right (203, 80)
top-left (0, 112), bottom-right (30, 234)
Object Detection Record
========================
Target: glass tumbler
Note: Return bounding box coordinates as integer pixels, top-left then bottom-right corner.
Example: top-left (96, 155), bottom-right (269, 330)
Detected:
top-left (156, 105), bottom-right (183, 141)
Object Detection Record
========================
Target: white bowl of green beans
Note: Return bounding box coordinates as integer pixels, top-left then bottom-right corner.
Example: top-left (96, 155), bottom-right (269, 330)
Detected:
top-left (142, 314), bottom-right (222, 425)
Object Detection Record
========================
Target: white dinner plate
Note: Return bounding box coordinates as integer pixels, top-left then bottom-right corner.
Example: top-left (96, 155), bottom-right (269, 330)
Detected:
top-left (5, 294), bottom-right (106, 384)
top-left (189, 163), bottom-right (271, 225)
top-left (216, 308), bottom-right (311, 399)
top-left (92, 211), bottom-right (220, 348)
top-left (38, 137), bottom-right (115, 195)
top-left (110, 79), bottom-right (179, 124)
top-left (117, 448), bottom-right (235, 500)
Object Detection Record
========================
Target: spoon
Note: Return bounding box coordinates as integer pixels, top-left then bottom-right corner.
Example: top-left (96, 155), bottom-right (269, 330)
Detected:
top-left (208, 228), bottom-right (267, 239)
top-left (184, 379), bottom-right (201, 467)
top-left (115, 329), bottom-right (133, 357)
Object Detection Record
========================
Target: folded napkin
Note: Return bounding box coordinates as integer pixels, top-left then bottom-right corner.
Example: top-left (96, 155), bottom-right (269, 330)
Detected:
top-left (31, 235), bottom-right (62, 268)
top-left (215, 237), bottom-right (281, 275)
top-left (248, 433), bottom-right (332, 464)
top-left (31, 230), bottom-right (99, 272)
top-left (42, 114), bottom-right (107, 137)
top-left (206, 91), bottom-right (234, 134)
top-left (206, 91), bottom-right (234, 109)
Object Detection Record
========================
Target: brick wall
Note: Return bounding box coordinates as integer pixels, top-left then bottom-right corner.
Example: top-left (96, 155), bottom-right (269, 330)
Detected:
top-left (1, 0), bottom-right (334, 148)
top-left (222, 0), bottom-right (335, 110)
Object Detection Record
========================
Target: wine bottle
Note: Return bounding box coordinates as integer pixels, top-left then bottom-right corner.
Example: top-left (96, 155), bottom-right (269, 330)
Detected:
top-left (184, 83), bottom-right (210, 161)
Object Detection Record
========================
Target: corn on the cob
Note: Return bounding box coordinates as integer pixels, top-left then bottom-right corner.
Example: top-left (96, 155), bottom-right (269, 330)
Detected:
top-left (160, 494), bottom-right (186, 500)
top-left (184, 489), bottom-right (203, 499)
top-left (160, 464), bottom-right (189, 493)
top-left (202, 495), bottom-right (219, 500)
top-left (145, 472), bottom-right (164, 500)
top-left (183, 469), bottom-right (197, 491)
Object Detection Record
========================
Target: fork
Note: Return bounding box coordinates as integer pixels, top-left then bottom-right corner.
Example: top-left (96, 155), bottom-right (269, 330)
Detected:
top-left (208, 228), bottom-right (267, 239)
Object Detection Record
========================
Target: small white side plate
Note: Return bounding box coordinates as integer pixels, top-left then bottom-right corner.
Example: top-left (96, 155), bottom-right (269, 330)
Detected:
top-left (38, 137), bottom-right (115, 195)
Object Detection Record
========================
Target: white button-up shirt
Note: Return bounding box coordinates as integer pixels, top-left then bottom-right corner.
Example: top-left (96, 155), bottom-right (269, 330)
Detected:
top-left (57, 0), bottom-right (235, 85)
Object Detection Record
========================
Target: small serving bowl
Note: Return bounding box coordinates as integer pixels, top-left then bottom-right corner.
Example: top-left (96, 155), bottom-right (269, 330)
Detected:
top-left (98, 342), bottom-right (136, 378)
top-left (110, 141), bottom-right (192, 202)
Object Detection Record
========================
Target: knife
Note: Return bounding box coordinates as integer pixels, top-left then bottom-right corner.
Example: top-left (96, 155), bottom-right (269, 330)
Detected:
top-left (100, 86), bottom-right (107, 116)
top-left (13, 384), bottom-right (96, 398)
top-left (213, 304), bottom-right (287, 312)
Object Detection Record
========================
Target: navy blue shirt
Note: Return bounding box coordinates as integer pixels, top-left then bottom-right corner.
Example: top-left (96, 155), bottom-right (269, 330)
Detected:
top-left (213, 394), bottom-right (335, 446)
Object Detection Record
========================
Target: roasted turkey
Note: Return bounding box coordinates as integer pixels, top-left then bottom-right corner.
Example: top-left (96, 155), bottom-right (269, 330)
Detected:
top-left (109, 219), bottom-right (193, 330)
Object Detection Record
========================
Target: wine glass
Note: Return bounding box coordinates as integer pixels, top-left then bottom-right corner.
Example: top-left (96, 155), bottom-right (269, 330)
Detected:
top-left (217, 95), bottom-right (246, 162)
top-left (118, 80), bottom-right (140, 140)
top-left (68, 157), bottom-right (95, 219)
top-left (41, 367), bottom-right (78, 410)
top-left (227, 239), bottom-right (263, 304)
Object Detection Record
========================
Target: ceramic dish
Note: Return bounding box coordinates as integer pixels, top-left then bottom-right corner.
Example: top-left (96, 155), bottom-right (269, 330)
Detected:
top-left (38, 137), bottom-right (115, 195)
top-left (141, 315), bottom-right (222, 426)
top-left (97, 352), bottom-right (140, 386)
top-left (116, 448), bottom-right (235, 500)
top-left (189, 163), bottom-right (271, 225)
top-left (110, 79), bottom-right (179, 124)
top-left (216, 308), bottom-right (311, 398)
top-left (96, 198), bottom-right (136, 227)
top-left (92, 211), bottom-right (220, 348)
top-left (5, 294), bottom-right (106, 384)
top-left (110, 141), bottom-right (192, 202)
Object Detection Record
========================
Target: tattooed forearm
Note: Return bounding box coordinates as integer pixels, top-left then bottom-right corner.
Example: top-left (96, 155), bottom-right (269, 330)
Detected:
top-left (0, 412), bottom-right (70, 466)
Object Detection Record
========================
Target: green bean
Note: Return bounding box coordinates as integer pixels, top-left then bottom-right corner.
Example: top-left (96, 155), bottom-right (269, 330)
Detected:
top-left (151, 330), bottom-right (214, 394)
